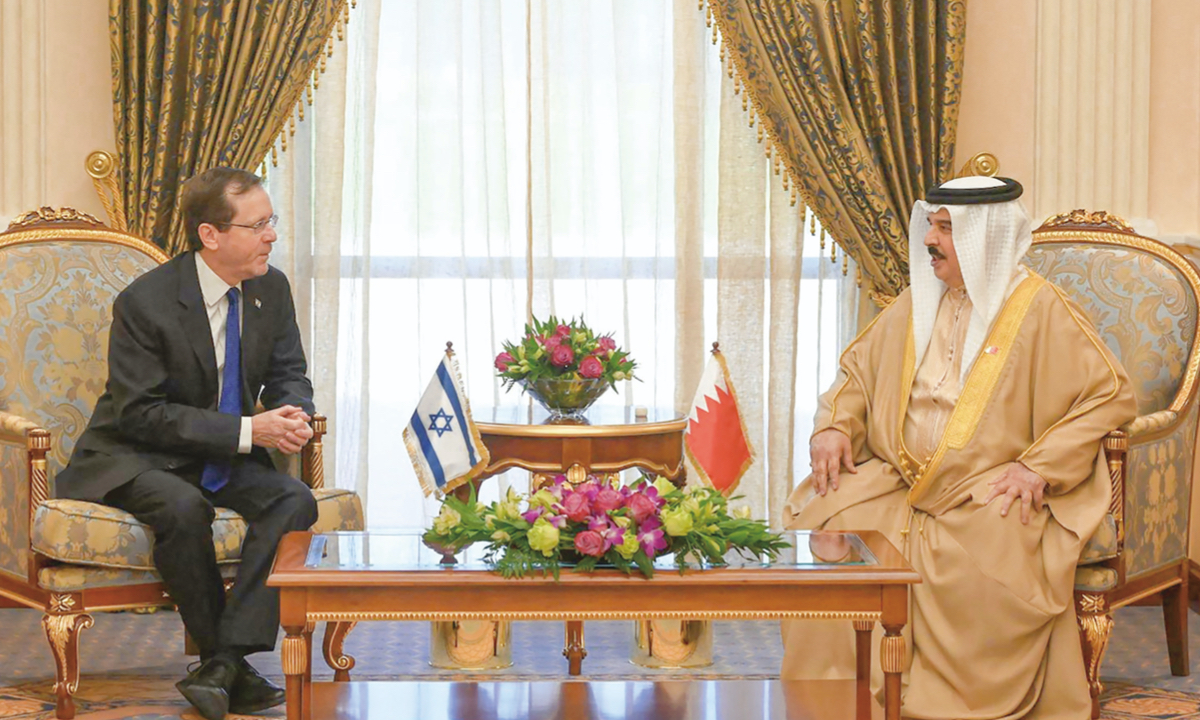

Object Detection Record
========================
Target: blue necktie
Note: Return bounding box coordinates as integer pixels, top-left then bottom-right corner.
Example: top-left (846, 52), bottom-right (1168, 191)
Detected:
top-left (201, 288), bottom-right (241, 492)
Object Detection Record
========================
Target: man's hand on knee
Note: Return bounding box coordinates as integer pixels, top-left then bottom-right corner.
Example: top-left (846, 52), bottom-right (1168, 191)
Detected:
top-left (983, 462), bottom-right (1048, 525)
top-left (252, 405), bottom-right (314, 454)
top-left (808, 429), bottom-right (857, 496)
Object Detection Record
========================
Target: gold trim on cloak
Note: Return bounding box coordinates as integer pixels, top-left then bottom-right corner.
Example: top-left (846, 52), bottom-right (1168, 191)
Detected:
top-left (898, 274), bottom-right (1048, 507)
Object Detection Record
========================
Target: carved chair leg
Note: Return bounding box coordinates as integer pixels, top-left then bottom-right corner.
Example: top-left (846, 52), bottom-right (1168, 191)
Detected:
top-left (1163, 571), bottom-right (1190, 676)
top-left (1076, 591), bottom-right (1113, 720)
top-left (42, 602), bottom-right (94, 720)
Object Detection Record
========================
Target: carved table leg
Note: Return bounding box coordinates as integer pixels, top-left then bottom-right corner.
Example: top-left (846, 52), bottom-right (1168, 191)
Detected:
top-left (302, 622), bottom-right (314, 689)
top-left (881, 625), bottom-right (905, 720)
top-left (1077, 592), bottom-right (1113, 720)
top-left (42, 603), bottom-right (93, 720)
top-left (322, 621), bottom-right (358, 681)
top-left (853, 620), bottom-right (874, 720)
top-left (282, 625), bottom-right (308, 720)
top-left (563, 621), bottom-right (587, 675)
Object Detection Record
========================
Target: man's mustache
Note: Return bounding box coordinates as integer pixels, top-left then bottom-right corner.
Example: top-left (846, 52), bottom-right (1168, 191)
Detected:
top-left (927, 246), bottom-right (946, 260)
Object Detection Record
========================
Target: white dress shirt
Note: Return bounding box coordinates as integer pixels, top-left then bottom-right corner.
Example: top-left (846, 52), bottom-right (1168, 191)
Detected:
top-left (196, 253), bottom-right (253, 453)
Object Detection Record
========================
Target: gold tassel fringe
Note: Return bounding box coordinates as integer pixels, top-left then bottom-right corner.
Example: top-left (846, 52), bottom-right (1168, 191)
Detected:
top-left (266, 0), bottom-right (356, 166)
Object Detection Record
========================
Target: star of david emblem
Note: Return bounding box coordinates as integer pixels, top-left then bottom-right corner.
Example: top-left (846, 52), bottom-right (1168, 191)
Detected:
top-left (428, 408), bottom-right (455, 438)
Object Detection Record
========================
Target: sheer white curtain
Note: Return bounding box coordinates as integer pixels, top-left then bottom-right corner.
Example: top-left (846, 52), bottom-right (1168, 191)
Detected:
top-left (270, 0), bottom-right (858, 529)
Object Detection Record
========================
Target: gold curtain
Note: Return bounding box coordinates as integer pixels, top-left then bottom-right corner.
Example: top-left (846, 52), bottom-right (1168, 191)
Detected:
top-left (706, 0), bottom-right (967, 297)
top-left (110, 0), bottom-right (350, 254)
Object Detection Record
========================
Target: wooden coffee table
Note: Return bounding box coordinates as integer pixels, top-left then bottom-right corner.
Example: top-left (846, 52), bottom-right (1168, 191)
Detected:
top-left (268, 530), bottom-right (919, 720)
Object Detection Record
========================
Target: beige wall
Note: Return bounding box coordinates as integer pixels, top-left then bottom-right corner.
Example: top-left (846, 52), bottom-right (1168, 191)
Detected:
top-left (0, 0), bottom-right (112, 225)
top-left (957, 0), bottom-right (1200, 240)
top-left (1148, 0), bottom-right (1200, 240)
top-left (955, 0), bottom-right (1038, 209)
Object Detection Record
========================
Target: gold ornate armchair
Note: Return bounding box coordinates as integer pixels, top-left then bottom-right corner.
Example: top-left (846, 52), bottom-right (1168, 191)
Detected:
top-left (0, 210), bottom-right (364, 719)
top-left (1025, 210), bottom-right (1200, 718)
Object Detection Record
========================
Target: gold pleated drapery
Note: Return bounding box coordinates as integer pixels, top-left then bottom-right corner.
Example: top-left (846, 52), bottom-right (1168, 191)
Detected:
top-left (109, 0), bottom-right (352, 254)
top-left (705, 0), bottom-right (966, 298)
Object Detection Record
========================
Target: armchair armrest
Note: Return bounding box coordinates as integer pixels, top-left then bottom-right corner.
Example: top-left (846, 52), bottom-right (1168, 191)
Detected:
top-left (0, 410), bottom-right (52, 586)
top-left (0, 409), bottom-right (40, 444)
top-left (301, 414), bottom-right (327, 489)
top-left (1124, 410), bottom-right (1178, 439)
top-left (1102, 428), bottom-right (1128, 582)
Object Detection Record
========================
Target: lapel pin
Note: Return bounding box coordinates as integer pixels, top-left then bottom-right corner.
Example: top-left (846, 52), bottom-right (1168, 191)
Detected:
top-left (254, 298), bottom-right (262, 309)
top-left (984, 345), bottom-right (1000, 355)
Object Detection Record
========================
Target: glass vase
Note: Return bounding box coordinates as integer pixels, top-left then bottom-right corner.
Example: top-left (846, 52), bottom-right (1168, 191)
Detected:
top-left (520, 377), bottom-right (609, 422)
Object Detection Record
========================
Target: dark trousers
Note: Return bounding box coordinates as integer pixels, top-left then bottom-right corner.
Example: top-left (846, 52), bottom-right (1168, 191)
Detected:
top-left (104, 459), bottom-right (318, 657)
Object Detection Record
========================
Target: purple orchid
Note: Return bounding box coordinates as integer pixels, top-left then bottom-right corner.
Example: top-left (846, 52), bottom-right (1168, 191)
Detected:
top-left (522, 507), bottom-right (545, 524)
top-left (637, 516), bottom-right (668, 558)
top-left (588, 515), bottom-right (623, 552)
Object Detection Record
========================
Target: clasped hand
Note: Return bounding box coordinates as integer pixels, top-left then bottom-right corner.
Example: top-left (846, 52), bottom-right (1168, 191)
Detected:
top-left (983, 462), bottom-right (1049, 525)
top-left (809, 429), bottom-right (857, 496)
top-left (252, 405), bottom-right (313, 455)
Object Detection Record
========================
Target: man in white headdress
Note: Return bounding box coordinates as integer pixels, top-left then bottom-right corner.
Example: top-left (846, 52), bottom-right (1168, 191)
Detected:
top-left (780, 176), bottom-right (1137, 719)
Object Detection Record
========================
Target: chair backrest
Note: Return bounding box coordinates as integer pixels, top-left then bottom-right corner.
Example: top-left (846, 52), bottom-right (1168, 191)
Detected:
top-left (0, 208), bottom-right (166, 479)
top-left (1025, 209), bottom-right (1200, 578)
top-left (1024, 210), bottom-right (1200, 417)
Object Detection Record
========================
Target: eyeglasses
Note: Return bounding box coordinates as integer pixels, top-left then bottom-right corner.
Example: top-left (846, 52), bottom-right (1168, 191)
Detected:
top-left (216, 214), bottom-right (279, 234)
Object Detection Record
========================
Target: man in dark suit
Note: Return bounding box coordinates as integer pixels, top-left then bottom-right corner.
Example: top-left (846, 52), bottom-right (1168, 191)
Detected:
top-left (57, 167), bottom-right (318, 720)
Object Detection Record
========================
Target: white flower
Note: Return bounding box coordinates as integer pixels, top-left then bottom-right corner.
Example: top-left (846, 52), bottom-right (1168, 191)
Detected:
top-left (432, 506), bottom-right (462, 535)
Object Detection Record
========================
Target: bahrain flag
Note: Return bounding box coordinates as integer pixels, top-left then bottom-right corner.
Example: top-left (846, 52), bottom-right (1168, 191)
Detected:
top-left (685, 351), bottom-right (755, 495)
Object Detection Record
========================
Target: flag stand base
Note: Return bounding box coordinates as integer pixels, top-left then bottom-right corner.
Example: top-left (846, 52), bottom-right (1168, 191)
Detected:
top-left (630, 619), bottom-right (714, 668)
top-left (429, 620), bottom-right (513, 669)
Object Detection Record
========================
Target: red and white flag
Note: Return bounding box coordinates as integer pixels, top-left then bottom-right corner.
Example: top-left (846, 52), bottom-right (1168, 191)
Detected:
top-left (685, 351), bottom-right (755, 495)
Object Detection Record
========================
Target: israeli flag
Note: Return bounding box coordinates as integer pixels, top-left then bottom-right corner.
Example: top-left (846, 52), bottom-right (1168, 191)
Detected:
top-left (403, 353), bottom-right (490, 496)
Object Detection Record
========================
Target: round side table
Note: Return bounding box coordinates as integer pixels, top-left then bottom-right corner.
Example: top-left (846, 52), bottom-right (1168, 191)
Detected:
top-left (450, 404), bottom-right (692, 674)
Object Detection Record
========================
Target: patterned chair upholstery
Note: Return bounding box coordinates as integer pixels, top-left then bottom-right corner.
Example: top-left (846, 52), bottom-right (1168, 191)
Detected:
top-left (0, 209), bottom-right (364, 719)
top-left (1024, 209), bottom-right (1200, 718)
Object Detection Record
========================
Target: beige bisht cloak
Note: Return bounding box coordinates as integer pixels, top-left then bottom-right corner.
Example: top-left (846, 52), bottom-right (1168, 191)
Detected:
top-left (781, 274), bottom-right (1137, 720)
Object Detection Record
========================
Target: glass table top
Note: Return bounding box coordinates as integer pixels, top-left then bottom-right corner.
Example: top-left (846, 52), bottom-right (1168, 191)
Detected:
top-left (304, 530), bottom-right (877, 572)
top-left (475, 405), bottom-right (684, 427)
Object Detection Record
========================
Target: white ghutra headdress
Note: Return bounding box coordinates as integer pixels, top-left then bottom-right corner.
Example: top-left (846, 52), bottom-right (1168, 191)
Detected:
top-left (908, 176), bottom-right (1033, 382)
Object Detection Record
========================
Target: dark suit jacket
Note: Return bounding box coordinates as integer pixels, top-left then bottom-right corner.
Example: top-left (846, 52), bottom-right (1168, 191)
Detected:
top-left (57, 251), bottom-right (315, 502)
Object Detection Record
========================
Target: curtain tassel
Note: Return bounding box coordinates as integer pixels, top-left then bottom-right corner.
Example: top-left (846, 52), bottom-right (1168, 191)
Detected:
top-left (842, 252), bottom-right (849, 276)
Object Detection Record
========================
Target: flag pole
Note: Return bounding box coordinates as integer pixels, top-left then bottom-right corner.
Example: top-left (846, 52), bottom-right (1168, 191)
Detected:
top-left (711, 341), bottom-right (721, 355)
top-left (445, 341), bottom-right (455, 357)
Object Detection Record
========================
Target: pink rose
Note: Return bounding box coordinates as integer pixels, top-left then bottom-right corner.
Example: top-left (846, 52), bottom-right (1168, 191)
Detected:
top-left (574, 530), bottom-right (606, 557)
top-left (596, 336), bottom-right (617, 358)
top-left (625, 492), bottom-right (658, 524)
top-left (550, 345), bottom-right (575, 367)
top-left (562, 492), bottom-right (592, 522)
top-left (594, 487), bottom-right (624, 513)
top-left (556, 324), bottom-right (572, 337)
top-left (574, 481), bottom-right (600, 501)
top-left (494, 352), bottom-right (515, 371)
top-left (579, 355), bottom-right (604, 379)
top-left (543, 334), bottom-right (562, 349)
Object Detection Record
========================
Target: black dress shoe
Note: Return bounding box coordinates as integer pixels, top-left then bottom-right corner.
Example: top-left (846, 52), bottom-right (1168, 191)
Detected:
top-left (176, 656), bottom-right (239, 720)
top-left (229, 660), bottom-right (286, 716)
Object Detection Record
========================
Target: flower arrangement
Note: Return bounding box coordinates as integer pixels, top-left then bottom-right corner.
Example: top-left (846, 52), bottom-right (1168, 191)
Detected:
top-left (494, 315), bottom-right (636, 388)
top-left (424, 475), bottom-right (790, 579)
